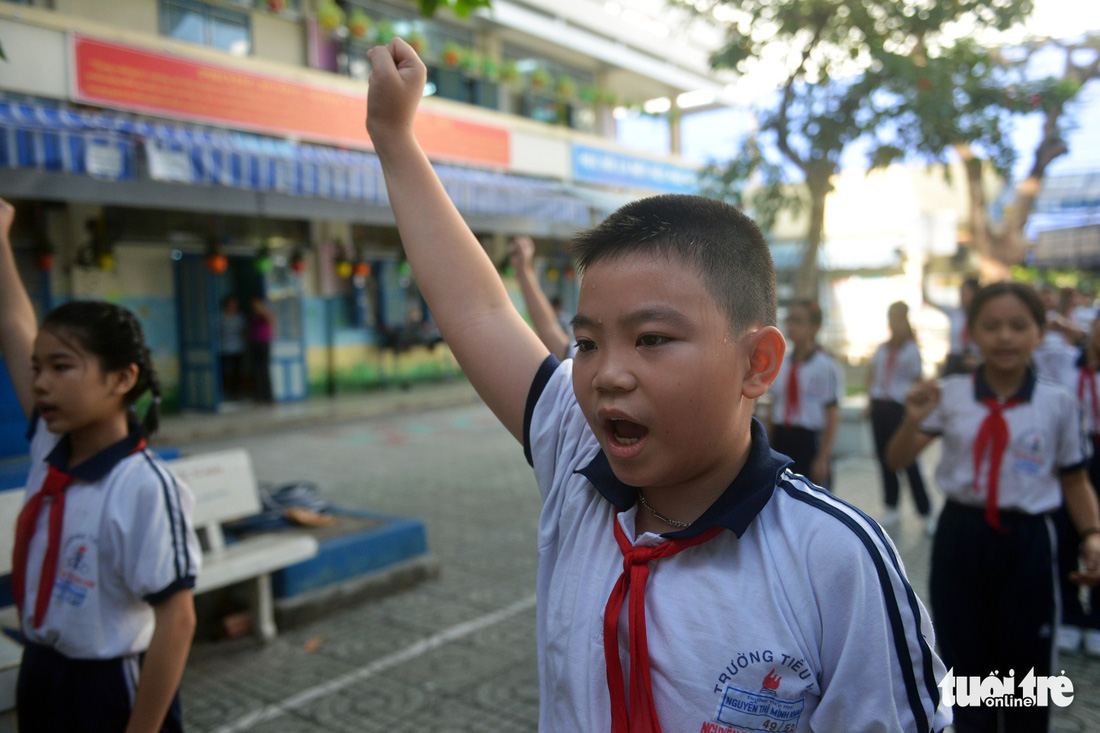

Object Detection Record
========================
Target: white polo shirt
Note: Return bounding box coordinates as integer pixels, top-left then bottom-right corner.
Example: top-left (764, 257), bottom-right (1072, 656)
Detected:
top-left (919, 369), bottom-right (1087, 514)
top-left (869, 340), bottom-right (922, 403)
top-left (770, 349), bottom-right (842, 431)
top-left (1067, 353), bottom-right (1100, 435)
top-left (17, 416), bottom-right (202, 660)
top-left (525, 356), bottom-right (950, 733)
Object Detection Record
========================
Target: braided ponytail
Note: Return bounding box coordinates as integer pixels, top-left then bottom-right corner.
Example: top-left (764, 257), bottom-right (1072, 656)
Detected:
top-left (42, 301), bottom-right (163, 436)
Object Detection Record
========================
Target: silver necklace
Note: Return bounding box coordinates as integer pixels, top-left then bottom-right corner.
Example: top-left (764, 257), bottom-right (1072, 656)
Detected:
top-left (636, 491), bottom-right (691, 528)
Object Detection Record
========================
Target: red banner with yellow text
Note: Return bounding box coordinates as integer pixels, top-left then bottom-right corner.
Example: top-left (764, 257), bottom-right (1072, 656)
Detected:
top-left (70, 34), bottom-right (509, 168)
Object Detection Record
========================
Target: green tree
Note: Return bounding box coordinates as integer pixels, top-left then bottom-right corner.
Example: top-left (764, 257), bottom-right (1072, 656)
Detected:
top-left (871, 34), bottom-right (1100, 273)
top-left (690, 0), bottom-right (1032, 297)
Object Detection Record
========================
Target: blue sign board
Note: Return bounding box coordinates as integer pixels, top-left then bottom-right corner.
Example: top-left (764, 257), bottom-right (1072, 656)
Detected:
top-left (572, 145), bottom-right (698, 194)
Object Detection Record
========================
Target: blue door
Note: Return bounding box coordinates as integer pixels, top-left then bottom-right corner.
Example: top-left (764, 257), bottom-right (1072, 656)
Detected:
top-left (174, 253), bottom-right (221, 411)
top-left (265, 266), bottom-right (307, 402)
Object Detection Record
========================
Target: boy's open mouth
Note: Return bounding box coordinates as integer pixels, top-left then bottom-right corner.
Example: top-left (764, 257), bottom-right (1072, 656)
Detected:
top-left (609, 417), bottom-right (649, 446)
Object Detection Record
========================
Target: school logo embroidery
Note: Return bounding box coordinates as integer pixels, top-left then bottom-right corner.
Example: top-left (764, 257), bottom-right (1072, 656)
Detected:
top-left (705, 668), bottom-right (805, 733)
top-left (1010, 430), bottom-right (1048, 476)
top-left (54, 535), bottom-right (97, 609)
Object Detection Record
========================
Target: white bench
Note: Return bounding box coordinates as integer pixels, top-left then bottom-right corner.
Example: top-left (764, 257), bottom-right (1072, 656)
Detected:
top-left (165, 448), bottom-right (319, 641)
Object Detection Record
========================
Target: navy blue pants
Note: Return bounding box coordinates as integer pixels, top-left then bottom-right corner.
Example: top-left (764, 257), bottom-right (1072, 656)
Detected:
top-left (17, 642), bottom-right (183, 732)
top-left (930, 502), bottom-right (1055, 733)
top-left (870, 399), bottom-right (930, 515)
top-left (770, 424), bottom-right (831, 488)
top-left (1055, 433), bottom-right (1100, 630)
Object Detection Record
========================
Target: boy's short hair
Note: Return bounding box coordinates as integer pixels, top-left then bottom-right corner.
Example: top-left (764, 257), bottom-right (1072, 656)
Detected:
top-left (570, 194), bottom-right (777, 332)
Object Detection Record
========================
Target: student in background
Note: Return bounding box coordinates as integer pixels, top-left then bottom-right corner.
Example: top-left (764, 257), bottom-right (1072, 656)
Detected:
top-left (924, 276), bottom-right (980, 375)
top-left (887, 282), bottom-right (1100, 733)
top-left (1055, 315), bottom-right (1100, 656)
top-left (247, 295), bottom-right (275, 403)
top-left (508, 235), bottom-right (574, 360)
top-left (218, 294), bottom-right (246, 400)
top-left (867, 301), bottom-right (933, 532)
top-left (767, 300), bottom-right (842, 488)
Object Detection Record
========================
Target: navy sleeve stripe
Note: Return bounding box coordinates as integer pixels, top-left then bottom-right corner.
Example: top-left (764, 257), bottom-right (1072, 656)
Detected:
top-left (144, 575), bottom-right (196, 605)
top-left (523, 355), bottom-right (561, 468)
top-left (778, 479), bottom-right (939, 730)
top-left (144, 453), bottom-right (189, 580)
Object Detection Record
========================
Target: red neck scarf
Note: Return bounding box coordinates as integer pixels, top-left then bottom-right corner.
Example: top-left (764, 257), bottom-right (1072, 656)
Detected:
top-left (11, 437), bottom-right (146, 629)
top-left (12, 465), bottom-right (76, 628)
top-left (1079, 366), bottom-right (1099, 428)
top-left (783, 359), bottom-right (800, 426)
top-left (973, 398), bottom-right (1021, 532)
top-left (604, 517), bottom-right (722, 732)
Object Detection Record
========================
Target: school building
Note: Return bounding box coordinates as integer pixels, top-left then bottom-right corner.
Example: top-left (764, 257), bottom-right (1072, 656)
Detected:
top-left (0, 0), bottom-right (729, 457)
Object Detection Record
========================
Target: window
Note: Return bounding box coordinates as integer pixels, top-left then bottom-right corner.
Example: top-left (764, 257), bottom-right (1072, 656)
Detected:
top-left (160, 0), bottom-right (252, 56)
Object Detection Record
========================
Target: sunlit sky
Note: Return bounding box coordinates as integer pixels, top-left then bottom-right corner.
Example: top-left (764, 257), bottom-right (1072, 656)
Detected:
top-left (626, 0), bottom-right (1100, 178)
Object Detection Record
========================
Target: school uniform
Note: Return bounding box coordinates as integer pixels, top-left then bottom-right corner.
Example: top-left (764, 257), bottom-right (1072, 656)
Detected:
top-left (769, 348), bottom-right (842, 484)
top-left (919, 368), bottom-right (1087, 733)
top-left (869, 339), bottom-right (931, 516)
top-left (1053, 352), bottom-right (1100, 639)
top-left (14, 415), bottom-right (202, 733)
top-left (526, 356), bottom-right (950, 733)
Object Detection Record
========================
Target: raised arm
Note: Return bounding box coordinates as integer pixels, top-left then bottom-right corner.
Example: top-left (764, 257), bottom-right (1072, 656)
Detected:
top-left (366, 40), bottom-right (548, 440)
top-left (0, 198), bottom-right (36, 419)
top-left (508, 236), bottom-right (572, 360)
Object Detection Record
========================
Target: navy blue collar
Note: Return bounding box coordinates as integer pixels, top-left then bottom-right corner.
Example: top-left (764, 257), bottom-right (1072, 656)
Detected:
top-left (1077, 348), bottom-right (1089, 370)
top-left (973, 365), bottom-right (1036, 403)
top-left (45, 413), bottom-right (145, 483)
top-left (575, 417), bottom-right (792, 539)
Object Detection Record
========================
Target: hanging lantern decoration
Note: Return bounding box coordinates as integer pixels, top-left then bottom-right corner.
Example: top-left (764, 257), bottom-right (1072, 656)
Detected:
top-left (334, 245), bottom-right (353, 279)
top-left (353, 260), bottom-right (370, 279)
top-left (255, 245), bottom-right (274, 274)
top-left (83, 217), bottom-right (115, 271)
top-left (33, 251), bottom-right (55, 273)
top-left (290, 248), bottom-right (307, 275)
top-left (265, 0), bottom-right (287, 12)
top-left (32, 234), bottom-right (55, 273)
top-left (205, 236), bottom-right (228, 275)
top-left (347, 9), bottom-right (371, 39)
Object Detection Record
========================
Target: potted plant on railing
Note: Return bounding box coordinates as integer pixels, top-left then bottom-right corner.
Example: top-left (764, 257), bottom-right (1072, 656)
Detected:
top-left (437, 42), bottom-right (470, 102)
top-left (374, 20), bottom-right (396, 45)
top-left (472, 55), bottom-right (500, 109)
top-left (554, 74), bottom-right (576, 102)
top-left (529, 67), bottom-right (551, 92)
top-left (347, 9), bottom-right (371, 40)
top-left (406, 31), bottom-right (429, 57)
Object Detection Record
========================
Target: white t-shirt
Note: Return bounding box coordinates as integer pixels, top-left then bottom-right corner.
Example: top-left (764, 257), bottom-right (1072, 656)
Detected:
top-left (919, 370), bottom-right (1087, 514)
top-left (770, 349), bottom-right (843, 431)
top-left (525, 356), bottom-right (950, 733)
top-left (18, 417), bottom-right (202, 659)
top-left (869, 340), bottom-right (922, 404)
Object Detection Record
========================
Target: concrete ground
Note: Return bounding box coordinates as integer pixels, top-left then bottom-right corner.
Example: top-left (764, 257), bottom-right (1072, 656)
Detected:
top-left (4, 380), bottom-right (1100, 730)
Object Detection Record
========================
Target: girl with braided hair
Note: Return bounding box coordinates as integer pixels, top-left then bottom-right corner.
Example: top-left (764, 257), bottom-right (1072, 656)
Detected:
top-left (0, 198), bottom-right (201, 732)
